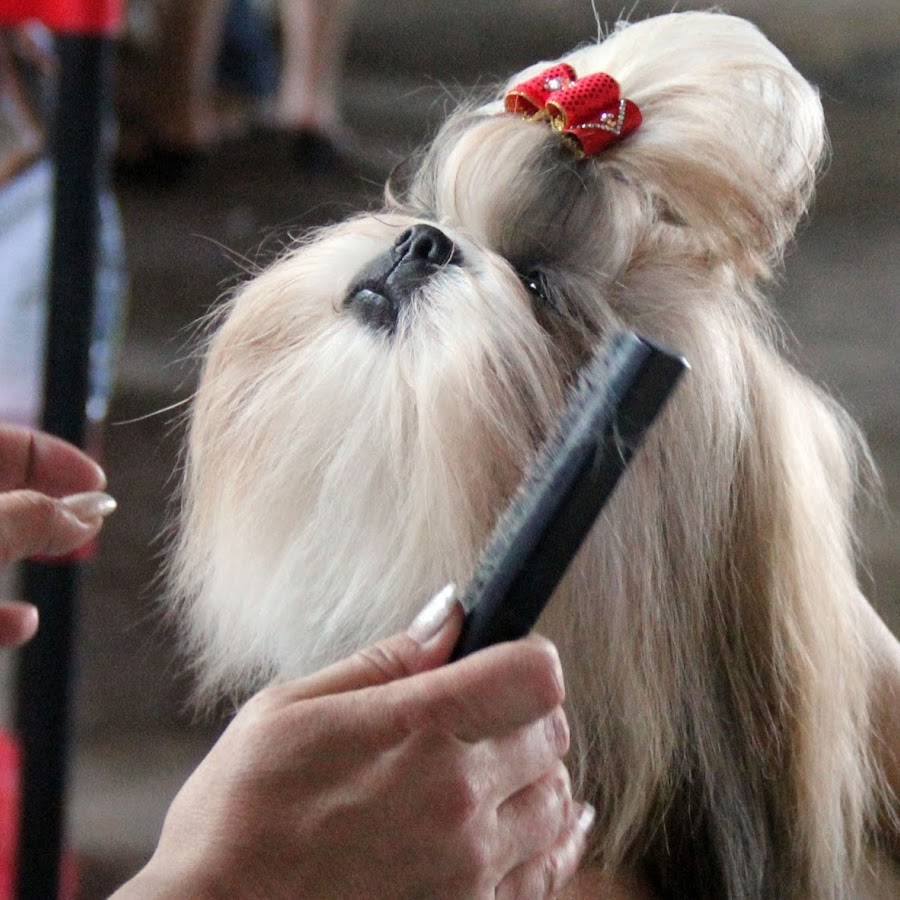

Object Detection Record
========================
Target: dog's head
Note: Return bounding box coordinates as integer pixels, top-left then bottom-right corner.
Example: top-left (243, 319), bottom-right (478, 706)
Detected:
top-left (174, 10), bottom-right (826, 686)
top-left (172, 12), bottom-right (877, 895)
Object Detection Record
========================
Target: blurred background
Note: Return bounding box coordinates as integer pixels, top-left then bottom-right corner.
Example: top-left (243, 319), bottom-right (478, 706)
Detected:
top-left (0, 0), bottom-right (897, 895)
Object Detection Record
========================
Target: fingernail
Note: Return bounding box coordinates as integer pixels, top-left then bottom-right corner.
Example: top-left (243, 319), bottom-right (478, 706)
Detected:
top-left (60, 491), bottom-right (117, 523)
top-left (90, 460), bottom-right (108, 490)
top-left (575, 802), bottom-right (595, 837)
top-left (19, 604), bottom-right (39, 643)
top-left (408, 583), bottom-right (457, 645)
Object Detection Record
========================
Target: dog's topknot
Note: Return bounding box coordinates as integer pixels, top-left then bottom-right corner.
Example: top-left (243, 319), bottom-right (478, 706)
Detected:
top-left (407, 12), bottom-right (825, 282)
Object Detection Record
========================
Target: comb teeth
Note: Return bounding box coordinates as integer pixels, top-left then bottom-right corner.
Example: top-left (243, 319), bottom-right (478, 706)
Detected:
top-left (451, 330), bottom-right (688, 659)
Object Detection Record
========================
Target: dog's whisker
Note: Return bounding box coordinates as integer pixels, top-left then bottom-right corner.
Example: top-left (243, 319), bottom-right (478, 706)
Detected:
top-left (112, 396), bottom-right (195, 427)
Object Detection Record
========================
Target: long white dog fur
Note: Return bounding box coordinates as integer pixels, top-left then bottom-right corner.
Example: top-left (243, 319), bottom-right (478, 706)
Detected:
top-left (170, 11), bottom-right (899, 897)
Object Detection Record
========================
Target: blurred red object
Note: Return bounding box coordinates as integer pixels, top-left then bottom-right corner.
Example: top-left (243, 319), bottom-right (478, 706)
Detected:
top-left (0, 0), bottom-right (122, 34)
top-left (0, 729), bottom-right (19, 899)
top-left (0, 729), bottom-right (78, 900)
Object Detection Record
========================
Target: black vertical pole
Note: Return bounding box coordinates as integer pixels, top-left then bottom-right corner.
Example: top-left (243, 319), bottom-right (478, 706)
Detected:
top-left (14, 32), bottom-right (110, 900)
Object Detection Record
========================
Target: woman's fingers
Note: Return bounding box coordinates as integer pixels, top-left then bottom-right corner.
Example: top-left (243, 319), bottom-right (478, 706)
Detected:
top-left (255, 621), bottom-right (585, 898)
top-left (0, 424), bottom-right (106, 496)
top-left (495, 760), bottom-right (575, 870)
top-left (496, 801), bottom-right (595, 899)
top-left (390, 635), bottom-right (566, 744)
top-left (486, 707), bottom-right (570, 801)
top-left (0, 490), bottom-right (116, 563)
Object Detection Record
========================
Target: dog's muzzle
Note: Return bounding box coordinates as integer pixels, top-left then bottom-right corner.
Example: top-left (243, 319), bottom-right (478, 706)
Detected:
top-left (344, 224), bottom-right (463, 333)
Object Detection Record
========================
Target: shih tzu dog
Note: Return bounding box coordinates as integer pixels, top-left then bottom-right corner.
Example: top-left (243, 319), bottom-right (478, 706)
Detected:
top-left (170, 11), bottom-right (899, 898)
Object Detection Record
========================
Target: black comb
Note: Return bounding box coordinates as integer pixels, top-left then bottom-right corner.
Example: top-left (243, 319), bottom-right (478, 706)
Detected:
top-left (450, 330), bottom-right (688, 661)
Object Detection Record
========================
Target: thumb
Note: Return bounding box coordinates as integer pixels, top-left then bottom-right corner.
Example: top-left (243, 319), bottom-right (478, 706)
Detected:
top-left (281, 585), bottom-right (463, 701)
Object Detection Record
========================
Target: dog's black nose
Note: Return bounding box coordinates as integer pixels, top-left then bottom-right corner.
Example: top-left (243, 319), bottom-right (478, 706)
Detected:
top-left (344, 224), bottom-right (462, 334)
top-left (392, 224), bottom-right (460, 268)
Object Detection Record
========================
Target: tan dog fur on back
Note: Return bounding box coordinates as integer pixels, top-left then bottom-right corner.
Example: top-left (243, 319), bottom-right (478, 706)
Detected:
top-left (171, 12), bottom-right (900, 897)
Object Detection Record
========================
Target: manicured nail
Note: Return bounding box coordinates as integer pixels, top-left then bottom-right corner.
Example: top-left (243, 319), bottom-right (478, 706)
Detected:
top-left (60, 491), bottom-right (117, 523)
top-left (408, 583), bottom-right (457, 644)
top-left (90, 460), bottom-right (108, 490)
top-left (575, 802), bottom-right (595, 837)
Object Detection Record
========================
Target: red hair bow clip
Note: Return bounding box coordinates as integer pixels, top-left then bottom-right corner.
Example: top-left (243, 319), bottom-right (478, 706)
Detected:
top-left (505, 67), bottom-right (641, 158)
top-left (504, 63), bottom-right (577, 119)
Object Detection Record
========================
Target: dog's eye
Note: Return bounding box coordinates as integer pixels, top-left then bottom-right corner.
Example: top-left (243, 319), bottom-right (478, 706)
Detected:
top-left (519, 268), bottom-right (551, 304)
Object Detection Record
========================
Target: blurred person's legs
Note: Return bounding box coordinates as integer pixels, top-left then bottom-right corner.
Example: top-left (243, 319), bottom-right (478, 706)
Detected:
top-left (153, 0), bottom-right (230, 154)
top-left (218, 0), bottom-right (279, 116)
top-left (121, 0), bottom-right (356, 172)
top-left (276, 0), bottom-right (355, 165)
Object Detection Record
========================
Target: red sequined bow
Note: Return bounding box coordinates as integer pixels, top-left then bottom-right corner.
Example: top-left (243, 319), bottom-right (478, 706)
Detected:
top-left (504, 66), bottom-right (641, 158)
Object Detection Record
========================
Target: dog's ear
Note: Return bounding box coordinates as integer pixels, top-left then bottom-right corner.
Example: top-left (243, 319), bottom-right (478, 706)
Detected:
top-left (567, 12), bottom-right (826, 277)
